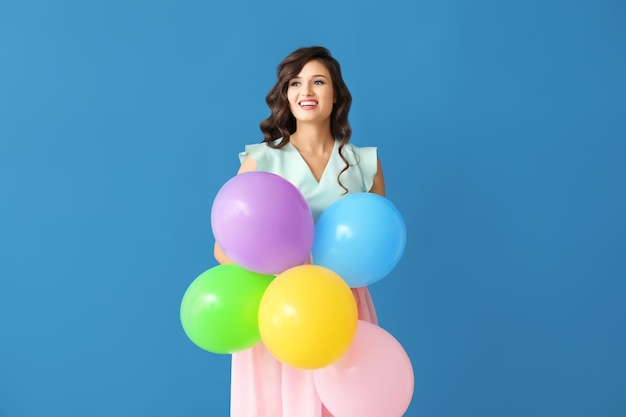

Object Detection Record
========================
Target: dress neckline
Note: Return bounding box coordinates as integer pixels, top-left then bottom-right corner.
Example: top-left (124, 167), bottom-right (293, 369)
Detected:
top-left (287, 139), bottom-right (338, 184)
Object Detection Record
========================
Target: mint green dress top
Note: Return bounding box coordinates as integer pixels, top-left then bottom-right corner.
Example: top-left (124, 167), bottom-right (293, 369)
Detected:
top-left (239, 138), bottom-right (378, 221)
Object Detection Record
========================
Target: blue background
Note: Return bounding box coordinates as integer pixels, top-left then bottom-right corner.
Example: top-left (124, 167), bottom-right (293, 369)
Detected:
top-left (1, 0), bottom-right (625, 416)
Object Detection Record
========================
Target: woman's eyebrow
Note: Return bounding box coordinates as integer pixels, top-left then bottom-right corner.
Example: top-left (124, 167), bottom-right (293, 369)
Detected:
top-left (291, 74), bottom-right (329, 79)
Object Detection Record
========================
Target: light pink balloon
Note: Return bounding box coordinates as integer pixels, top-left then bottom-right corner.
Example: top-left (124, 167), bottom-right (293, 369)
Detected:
top-left (313, 320), bottom-right (414, 417)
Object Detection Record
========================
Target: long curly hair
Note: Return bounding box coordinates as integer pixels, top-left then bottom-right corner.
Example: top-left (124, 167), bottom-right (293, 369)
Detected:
top-left (259, 46), bottom-right (353, 190)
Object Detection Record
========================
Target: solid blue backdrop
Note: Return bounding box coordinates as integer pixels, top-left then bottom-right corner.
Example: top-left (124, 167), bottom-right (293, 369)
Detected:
top-left (1, 0), bottom-right (624, 416)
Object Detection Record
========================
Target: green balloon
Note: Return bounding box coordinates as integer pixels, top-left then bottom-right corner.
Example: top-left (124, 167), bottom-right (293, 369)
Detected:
top-left (180, 264), bottom-right (274, 354)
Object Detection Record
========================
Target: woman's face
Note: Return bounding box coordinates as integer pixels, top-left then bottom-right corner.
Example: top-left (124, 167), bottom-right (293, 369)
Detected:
top-left (287, 60), bottom-right (335, 125)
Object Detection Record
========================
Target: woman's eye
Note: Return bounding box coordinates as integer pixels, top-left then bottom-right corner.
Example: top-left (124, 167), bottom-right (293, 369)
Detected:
top-left (290, 81), bottom-right (301, 87)
top-left (314, 80), bottom-right (325, 85)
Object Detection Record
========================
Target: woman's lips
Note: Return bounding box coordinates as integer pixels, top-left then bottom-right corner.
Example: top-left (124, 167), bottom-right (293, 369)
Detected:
top-left (299, 100), bottom-right (318, 109)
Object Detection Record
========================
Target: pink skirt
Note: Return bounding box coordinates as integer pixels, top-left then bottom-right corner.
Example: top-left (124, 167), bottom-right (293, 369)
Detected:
top-left (230, 286), bottom-right (378, 417)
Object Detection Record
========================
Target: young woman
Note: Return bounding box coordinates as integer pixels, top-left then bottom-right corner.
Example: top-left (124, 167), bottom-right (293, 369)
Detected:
top-left (216, 46), bottom-right (385, 417)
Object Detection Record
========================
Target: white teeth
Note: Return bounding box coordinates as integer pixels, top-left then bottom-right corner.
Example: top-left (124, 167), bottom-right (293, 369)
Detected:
top-left (300, 101), bottom-right (317, 106)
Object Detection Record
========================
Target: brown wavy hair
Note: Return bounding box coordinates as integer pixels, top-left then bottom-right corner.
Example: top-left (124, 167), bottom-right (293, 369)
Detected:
top-left (259, 46), bottom-right (353, 190)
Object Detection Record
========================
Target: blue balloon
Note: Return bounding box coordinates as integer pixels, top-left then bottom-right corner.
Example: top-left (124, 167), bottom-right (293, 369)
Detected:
top-left (311, 193), bottom-right (406, 287)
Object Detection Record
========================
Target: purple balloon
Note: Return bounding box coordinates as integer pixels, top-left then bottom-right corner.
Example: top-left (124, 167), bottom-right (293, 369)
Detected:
top-left (211, 172), bottom-right (314, 275)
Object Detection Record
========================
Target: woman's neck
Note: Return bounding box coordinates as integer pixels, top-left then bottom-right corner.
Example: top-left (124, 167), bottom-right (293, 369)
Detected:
top-left (290, 122), bottom-right (335, 155)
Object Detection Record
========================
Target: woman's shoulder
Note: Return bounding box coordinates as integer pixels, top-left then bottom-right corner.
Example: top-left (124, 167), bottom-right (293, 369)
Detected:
top-left (238, 138), bottom-right (287, 170)
top-left (340, 141), bottom-right (379, 190)
top-left (244, 138), bottom-right (284, 151)
top-left (341, 140), bottom-right (377, 151)
top-left (340, 141), bottom-right (378, 163)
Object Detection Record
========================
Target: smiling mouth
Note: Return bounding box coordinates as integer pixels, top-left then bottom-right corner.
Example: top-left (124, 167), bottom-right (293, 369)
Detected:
top-left (299, 100), bottom-right (318, 107)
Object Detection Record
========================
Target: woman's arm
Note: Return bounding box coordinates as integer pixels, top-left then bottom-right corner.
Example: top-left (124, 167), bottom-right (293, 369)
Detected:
top-left (237, 155), bottom-right (257, 175)
top-left (369, 158), bottom-right (386, 197)
top-left (213, 156), bottom-right (258, 263)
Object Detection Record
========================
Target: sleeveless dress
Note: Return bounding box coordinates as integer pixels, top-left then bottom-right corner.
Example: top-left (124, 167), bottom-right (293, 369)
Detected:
top-left (230, 139), bottom-right (379, 417)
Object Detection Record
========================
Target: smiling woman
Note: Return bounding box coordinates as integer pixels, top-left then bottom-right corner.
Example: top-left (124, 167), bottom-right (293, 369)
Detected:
top-left (214, 46), bottom-right (385, 417)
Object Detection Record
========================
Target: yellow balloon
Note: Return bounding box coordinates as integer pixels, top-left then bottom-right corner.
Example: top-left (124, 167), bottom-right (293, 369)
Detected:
top-left (258, 265), bottom-right (358, 369)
